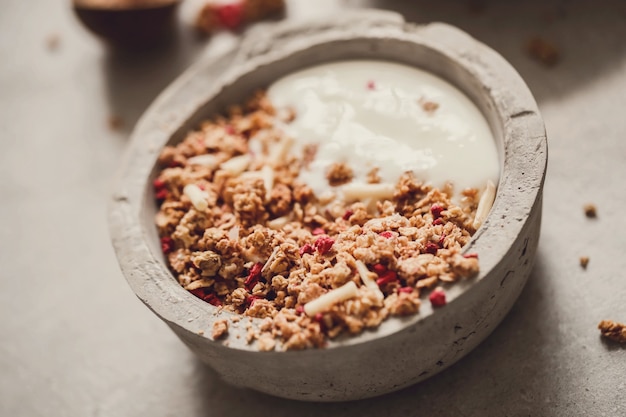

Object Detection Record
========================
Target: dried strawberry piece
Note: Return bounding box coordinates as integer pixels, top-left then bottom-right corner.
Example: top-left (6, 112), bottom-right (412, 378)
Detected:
top-left (398, 286), bottom-right (414, 294)
top-left (430, 204), bottom-right (444, 219)
top-left (246, 295), bottom-right (260, 306)
top-left (189, 288), bottom-right (206, 300)
top-left (295, 305), bottom-right (304, 315)
top-left (313, 312), bottom-right (327, 332)
top-left (366, 80), bottom-right (376, 90)
top-left (196, 183), bottom-right (206, 191)
top-left (160, 236), bottom-right (173, 253)
top-left (433, 218), bottom-right (444, 226)
top-left (438, 233), bottom-right (446, 248)
top-left (215, 2), bottom-right (245, 29)
top-left (244, 262), bottom-right (263, 291)
top-left (312, 227), bottom-right (326, 236)
top-left (376, 270), bottom-right (398, 286)
top-left (314, 236), bottom-right (335, 255)
top-left (379, 231), bottom-right (394, 239)
top-left (342, 210), bottom-right (354, 220)
top-left (372, 263), bottom-right (387, 275)
top-left (429, 289), bottom-right (446, 307)
top-left (299, 243), bottom-right (314, 256)
top-left (153, 178), bottom-right (166, 190)
top-left (155, 188), bottom-right (168, 201)
top-left (225, 124), bottom-right (236, 135)
top-left (425, 242), bottom-right (439, 255)
top-left (204, 294), bottom-right (222, 306)
top-left (463, 252), bottom-right (479, 259)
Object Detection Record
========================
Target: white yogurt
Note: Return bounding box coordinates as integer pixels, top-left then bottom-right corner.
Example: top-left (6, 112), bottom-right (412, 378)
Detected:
top-left (267, 60), bottom-right (499, 199)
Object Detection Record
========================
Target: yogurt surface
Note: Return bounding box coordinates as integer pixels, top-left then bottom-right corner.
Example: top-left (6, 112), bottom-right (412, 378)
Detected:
top-left (267, 60), bottom-right (499, 199)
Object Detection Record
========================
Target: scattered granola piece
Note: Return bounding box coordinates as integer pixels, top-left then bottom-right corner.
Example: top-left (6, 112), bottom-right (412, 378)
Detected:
top-left (598, 320), bottom-right (626, 344)
top-left (526, 37), bottom-right (560, 67)
top-left (326, 162), bottom-right (354, 186)
top-left (583, 203), bottom-right (597, 218)
top-left (419, 98), bottom-right (440, 114)
top-left (46, 33), bottom-right (60, 51)
top-left (108, 114), bottom-right (124, 131)
top-left (212, 319), bottom-right (229, 339)
top-left (579, 256), bottom-right (589, 269)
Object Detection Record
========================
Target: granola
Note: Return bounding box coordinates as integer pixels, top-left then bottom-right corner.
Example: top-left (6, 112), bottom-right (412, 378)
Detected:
top-left (154, 91), bottom-right (485, 350)
top-left (598, 320), bottom-right (626, 344)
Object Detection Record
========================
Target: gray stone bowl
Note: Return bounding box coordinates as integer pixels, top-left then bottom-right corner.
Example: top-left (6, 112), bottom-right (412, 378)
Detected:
top-left (109, 10), bottom-right (547, 402)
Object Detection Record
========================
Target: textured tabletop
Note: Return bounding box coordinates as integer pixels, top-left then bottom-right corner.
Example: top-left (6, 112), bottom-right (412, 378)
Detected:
top-left (1, 1), bottom-right (624, 416)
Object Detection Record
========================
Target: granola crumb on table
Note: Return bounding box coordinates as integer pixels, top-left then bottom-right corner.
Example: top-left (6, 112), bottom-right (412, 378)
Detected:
top-left (598, 320), bottom-right (626, 344)
top-left (154, 90), bottom-right (483, 351)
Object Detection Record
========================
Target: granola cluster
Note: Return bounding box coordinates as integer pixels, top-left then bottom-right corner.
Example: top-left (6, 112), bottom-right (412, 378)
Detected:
top-left (154, 91), bottom-right (482, 350)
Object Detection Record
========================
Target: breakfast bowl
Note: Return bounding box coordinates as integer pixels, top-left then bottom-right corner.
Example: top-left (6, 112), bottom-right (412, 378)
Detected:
top-left (109, 10), bottom-right (547, 401)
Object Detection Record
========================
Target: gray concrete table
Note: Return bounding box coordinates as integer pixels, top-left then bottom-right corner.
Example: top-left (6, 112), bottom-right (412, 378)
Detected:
top-left (1, 1), bottom-right (624, 416)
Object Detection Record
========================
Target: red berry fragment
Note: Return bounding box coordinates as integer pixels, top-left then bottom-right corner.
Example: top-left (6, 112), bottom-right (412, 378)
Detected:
top-left (296, 305), bottom-right (305, 315)
top-left (425, 242), bottom-right (439, 255)
top-left (398, 286), bottom-right (414, 294)
top-left (215, 2), bottom-right (245, 30)
top-left (299, 243), bottom-right (315, 256)
top-left (312, 227), bottom-right (326, 236)
top-left (244, 262), bottom-right (264, 291)
top-left (366, 80), bottom-right (376, 90)
top-left (376, 270), bottom-right (398, 286)
top-left (431, 204), bottom-right (444, 219)
top-left (246, 295), bottom-right (260, 306)
top-left (379, 231), bottom-right (394, 239)
top-left (188, 288), bottom-right (222, 306)
top-left (153, 178), bottom-right (166, 190)
top-left (429, 289), bottom-right (447, 307)
top-left (438, 233), bottom-right (446, 248)
top-left (204, 294), bottom-right (222, 306)
top-left (160, 236), bottom-right (173, 254)
top-left (225, 124), bottom-right (236, 135)
top-left (372, 263), bottom-right (387, 275)
top-left (342, 210), bottom-right (354, 220)
top-left (155, 188), bottom-right (168, 201)
top-left (314, 236), bottom-right (335, 255)
top-left (433, 218), bottom-right (444, 226)
top-left (463, 252), bottom-right (479, 259)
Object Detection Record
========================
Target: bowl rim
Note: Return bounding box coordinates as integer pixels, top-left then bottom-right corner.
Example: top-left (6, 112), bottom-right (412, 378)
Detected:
top-left (109, 9), bottom-right (547, 352)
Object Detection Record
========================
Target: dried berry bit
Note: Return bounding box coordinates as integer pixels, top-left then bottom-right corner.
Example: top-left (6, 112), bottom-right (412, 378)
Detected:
top-left (314, 236), bottom-right (335, 255)
top-left (160, 236), bottom-right (173, 253)
top-left (376, 270), bottom-right (398, 286)
top-left (366, 80), bottom-right (376, 90)
top-left (579, 256), bottom-right (589, 269)
top-left (398, 286), bottom-right (414, 294)
top-left (189, 288), bottom-right (222, 306)
top-left (463, 253), bottom-right (479, 259)
top-left (372, 263), bottom-right (387, 275)
top-left (312, 227), bottom-right (326, 236)
top-left (429, 288), bottom-right (447, 307)
top-left (433, 218), bottom-right (444, 226)
top-left (155, 188), bottom-right (168, 201)
top-left (244, 262), bottom-right (264, 291)
top-left (379, 231), bottom-right (394, 239)
top-left (598, 320), bottom-right (626, 344)
top-left (342, 210), bottom-right (354, 220)
top-left (295, 305), bottom-right (304, 315)
top-left (153, 178), bottom-right (166, 190)
top-left (299, 243), bottom-right (314, 257)
top-left (526, 37), bottom-right (560, 67)
top-left (425, 242), bottom-right (439, 255)
top-left (430, 203), bottom-right (444, 219)
top-left (438, 233), bottom-right (446, 248)
top-left (584, 204), bottom-right (597, 218)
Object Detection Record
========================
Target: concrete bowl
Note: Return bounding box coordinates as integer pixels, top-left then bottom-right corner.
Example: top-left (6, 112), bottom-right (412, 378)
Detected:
top-left (109, 10), bottom-right (547, 402)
